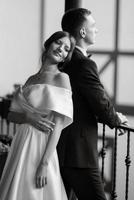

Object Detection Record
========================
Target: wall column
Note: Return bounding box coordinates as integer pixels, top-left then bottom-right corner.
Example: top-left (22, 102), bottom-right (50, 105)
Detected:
top-left (65, 0), bottom-right (82, 11)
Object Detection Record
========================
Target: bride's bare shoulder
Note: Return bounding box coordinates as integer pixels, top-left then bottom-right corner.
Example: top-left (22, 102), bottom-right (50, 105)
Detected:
top-left (23, 73), bottom-right (38, 88)
top-left (55, 72), bottom-right (71, 90)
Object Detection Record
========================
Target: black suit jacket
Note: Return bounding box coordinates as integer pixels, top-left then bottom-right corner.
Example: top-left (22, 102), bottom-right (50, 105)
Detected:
top-left (57, 48), bottom-right (121, 168)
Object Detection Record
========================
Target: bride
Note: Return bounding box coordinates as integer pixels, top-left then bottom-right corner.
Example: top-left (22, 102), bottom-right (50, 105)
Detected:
top-left (0, 31), bottom-right (75, 200)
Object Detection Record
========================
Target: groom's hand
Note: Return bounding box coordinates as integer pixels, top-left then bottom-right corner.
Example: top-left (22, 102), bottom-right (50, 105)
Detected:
top-left (116, 112), bottom-right (129, 136)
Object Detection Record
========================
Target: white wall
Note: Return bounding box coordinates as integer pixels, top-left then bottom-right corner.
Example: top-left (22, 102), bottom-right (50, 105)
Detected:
top-left (0, 0), bottom-right (42, 96)
top-left (0, 0), bottom-right (64, 97)
top-left (43, 0), bottom-right (64, 40)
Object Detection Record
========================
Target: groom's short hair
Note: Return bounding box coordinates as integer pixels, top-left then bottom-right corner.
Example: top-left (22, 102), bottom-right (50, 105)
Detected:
top-left (61, 8), bottom-right (91, 38)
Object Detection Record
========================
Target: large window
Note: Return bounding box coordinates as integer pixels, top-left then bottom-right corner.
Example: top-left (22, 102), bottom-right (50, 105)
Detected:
top-left (82, 0), bottom-right (134, 114)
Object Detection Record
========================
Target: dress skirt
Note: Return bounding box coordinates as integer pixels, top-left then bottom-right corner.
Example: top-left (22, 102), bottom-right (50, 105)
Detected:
top-left (0, 124), bottom-right (68, 200)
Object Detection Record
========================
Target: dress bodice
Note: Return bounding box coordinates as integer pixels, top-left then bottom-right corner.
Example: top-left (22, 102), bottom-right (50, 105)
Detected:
top-left (10, 83), bottom-right (73, 128)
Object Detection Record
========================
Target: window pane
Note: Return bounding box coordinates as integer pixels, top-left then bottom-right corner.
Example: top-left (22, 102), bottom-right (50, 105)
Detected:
top-left (82, 0), bottom-right (115, 50)
top-left (117, 56), bottom-right (134, 105)
top-left (119, 0), bottom-right (134, 51)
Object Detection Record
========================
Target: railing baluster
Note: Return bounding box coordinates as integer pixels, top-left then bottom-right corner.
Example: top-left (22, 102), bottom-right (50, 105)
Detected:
top-left (125, 130), bottom-right (131, 200)
top-left (111, 128), bottom-right (118, 200)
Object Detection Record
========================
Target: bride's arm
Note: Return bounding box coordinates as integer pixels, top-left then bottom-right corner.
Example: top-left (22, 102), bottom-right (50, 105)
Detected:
top-left (36, 112), bottom-right (64, 188)
top-left (7, 79), bottom-right (54, 131)
top-left (8, 111), bottom-right (55, 133)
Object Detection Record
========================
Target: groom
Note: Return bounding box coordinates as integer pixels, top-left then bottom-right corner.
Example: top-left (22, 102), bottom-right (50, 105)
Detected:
top-left (57, 8), bottom-right (128, 200)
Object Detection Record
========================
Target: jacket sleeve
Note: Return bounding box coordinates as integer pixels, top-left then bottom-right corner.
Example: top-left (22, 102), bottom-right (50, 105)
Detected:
top-left (76, 59), bottom-right (121, 128)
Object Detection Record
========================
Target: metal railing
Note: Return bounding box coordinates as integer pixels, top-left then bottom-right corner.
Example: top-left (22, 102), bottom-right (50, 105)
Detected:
top-left (100, 124), bottom-right (134, 200)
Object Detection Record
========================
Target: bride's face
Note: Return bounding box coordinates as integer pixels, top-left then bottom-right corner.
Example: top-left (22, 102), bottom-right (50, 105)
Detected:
top-left (46, 36), bottom-right (71, 63)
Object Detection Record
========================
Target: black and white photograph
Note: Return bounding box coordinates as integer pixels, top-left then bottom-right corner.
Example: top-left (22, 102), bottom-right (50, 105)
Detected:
top-left (0, 1), bottom-right (134, 200)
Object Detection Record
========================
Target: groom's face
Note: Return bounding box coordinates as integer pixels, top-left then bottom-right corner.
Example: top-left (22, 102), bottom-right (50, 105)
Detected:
top-left (83, 15), bottom-right (98, 45)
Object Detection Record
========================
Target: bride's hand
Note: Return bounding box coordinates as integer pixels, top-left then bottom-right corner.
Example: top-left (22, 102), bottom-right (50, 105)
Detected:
top-left (25, 111), bottom-right (55, 134)
top-left (35, 162), bottom-right (48, 188)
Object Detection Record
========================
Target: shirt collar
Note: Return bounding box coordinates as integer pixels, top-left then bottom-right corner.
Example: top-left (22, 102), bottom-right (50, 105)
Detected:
top-left (75, 46), bottom-right (88, 57)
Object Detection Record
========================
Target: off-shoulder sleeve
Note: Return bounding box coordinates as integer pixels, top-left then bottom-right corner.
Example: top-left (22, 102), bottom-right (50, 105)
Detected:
top-left (38, 84), bottom-right (73, 128)
top-left (10, 84), bottom-right (73, 128)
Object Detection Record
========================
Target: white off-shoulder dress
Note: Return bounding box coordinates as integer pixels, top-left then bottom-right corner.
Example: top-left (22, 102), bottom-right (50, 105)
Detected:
top-left (0, 83), bottom-right (73, 200)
